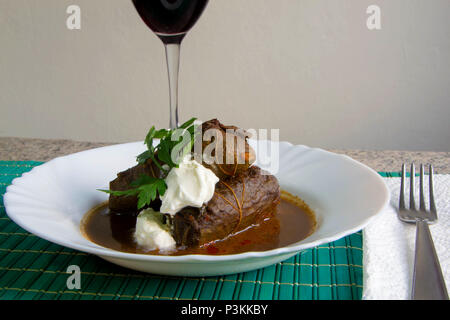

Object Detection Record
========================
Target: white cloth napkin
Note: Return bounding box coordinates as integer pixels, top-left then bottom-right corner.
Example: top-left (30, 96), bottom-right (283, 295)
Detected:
top-left (363, 174), bottom-right (450, 300)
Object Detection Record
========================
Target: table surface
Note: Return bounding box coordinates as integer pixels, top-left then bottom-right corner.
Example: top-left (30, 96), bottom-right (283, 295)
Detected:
top-left (0, 137), bottom-right (448, 300)
top-left (1, 137), bottom-right (449, 173)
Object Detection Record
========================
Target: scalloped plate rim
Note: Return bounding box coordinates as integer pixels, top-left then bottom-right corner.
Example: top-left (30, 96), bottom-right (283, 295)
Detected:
top-left (4, 140), bottom-right (390, 263)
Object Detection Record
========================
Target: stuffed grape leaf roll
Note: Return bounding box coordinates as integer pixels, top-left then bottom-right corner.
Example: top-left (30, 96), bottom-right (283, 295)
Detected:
top-left (195, 119), bottom-right (256, 180)
top-left (172, 165), bottom-right (280, 247)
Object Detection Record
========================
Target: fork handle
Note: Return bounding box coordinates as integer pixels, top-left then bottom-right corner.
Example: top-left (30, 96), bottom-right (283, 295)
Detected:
top-left (412, 220), bottom-right (449, 300)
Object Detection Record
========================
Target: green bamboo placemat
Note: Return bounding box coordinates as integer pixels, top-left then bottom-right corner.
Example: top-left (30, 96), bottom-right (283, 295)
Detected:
top-left (0, 161), bottom-right (370, 300)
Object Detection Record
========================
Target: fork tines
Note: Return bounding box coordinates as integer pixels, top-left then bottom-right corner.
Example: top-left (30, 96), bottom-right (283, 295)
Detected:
top-left (399, 163), bottom-right (437, 223)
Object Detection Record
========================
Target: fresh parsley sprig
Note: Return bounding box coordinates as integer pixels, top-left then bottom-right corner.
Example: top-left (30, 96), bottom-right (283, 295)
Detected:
top-left (137, 117), bottom-right (197, 170)
top-left (99, 118), bottom-right (198, 210)
top-left (99, 175), bottom-right (167, 210)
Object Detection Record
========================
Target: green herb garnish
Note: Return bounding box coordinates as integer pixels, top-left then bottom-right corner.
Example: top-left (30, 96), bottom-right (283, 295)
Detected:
top-left (98, 118), bottom-right (198, 210)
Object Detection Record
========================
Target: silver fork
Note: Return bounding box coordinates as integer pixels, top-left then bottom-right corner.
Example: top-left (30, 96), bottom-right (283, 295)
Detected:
top-left (399, 163), bottom-right (448, 300)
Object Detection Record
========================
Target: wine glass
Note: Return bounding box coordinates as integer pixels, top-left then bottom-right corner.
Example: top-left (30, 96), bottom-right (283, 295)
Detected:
top-left (132, 0), bottom-right (209, 129)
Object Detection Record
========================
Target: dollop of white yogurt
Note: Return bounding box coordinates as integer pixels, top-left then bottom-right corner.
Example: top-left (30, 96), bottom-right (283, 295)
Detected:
top-left (134, 208), bottom-right (176, 251)
top-left (160, 156), bottom-right (219, 215)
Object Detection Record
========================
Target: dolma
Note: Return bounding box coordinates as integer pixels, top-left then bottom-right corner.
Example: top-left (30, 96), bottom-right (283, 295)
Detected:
top-left (108, 159), bottom-right (161, 213)
top-left (195, 119), bottom-right (256, 180)
top-left (172, 165), bottom-right (280, 247)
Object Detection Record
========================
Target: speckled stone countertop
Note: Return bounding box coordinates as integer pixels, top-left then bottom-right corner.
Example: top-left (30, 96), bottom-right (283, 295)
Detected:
top-left (1, 137), bottom-right (449, 173)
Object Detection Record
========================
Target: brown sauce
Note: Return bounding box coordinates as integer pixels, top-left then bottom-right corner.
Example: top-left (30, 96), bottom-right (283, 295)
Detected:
top-left (81, 190), bottom-right (316, 255)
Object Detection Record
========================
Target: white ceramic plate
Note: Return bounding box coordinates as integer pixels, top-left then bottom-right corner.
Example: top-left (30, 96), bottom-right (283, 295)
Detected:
top-left (4, 140), bottom-right (389, 276)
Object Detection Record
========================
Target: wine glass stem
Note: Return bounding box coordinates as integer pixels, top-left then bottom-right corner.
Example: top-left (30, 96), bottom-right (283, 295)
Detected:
top-left (164, 43), bottom-right (180, 129)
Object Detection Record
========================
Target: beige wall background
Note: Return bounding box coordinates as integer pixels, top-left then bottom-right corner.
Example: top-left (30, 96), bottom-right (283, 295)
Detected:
top-left (1, 0), bottom-right (449, 151)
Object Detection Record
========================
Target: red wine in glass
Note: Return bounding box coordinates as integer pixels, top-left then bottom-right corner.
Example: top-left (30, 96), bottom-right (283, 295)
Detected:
top-left (132, 0), bottom-right (209, 128)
